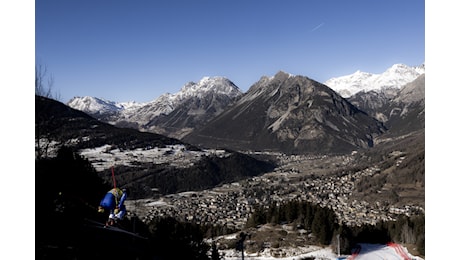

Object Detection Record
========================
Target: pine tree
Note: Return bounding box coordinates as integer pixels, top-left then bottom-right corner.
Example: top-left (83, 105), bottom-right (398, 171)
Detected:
top-left (211, 241), bottom-right (221, 260)
top-left (312, 208), bottom-right (328, 244)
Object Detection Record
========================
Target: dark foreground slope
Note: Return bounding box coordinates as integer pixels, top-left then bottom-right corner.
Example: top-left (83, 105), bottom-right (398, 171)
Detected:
top-left (36, 147), bottom-right (211, 260)
top-left (35, 147), bottom-right (150, 259)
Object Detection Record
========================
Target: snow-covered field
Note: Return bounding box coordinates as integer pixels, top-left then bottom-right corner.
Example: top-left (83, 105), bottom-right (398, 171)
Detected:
top-left (78, 144), bottom-right (229, 171)
top-left (217, 243), bottom-right (424, 260)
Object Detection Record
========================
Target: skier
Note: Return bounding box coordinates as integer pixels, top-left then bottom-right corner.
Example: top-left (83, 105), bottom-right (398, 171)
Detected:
top-left (98, 187), bottom-right (128, 226)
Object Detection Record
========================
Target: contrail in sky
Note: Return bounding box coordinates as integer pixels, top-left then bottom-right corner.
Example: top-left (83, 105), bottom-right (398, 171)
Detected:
top-left (311, 22), bottom-right (325, 32)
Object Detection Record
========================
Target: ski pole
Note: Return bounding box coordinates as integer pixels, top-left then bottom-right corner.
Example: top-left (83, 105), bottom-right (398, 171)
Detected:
top-left (111, 166), bottom-right (117, 189)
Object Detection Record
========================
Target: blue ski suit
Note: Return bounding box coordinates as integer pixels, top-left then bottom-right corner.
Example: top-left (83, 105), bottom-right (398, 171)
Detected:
top-left (99, 188), bottom-right (127, 220)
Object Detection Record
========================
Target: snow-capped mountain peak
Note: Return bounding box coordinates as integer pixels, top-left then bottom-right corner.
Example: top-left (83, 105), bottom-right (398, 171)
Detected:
top-left (324, 63), bottom-right (425, 98)
top-left (67, 96), bottom-right (145, 114)
top-left (176, 76), bottom-right (241, 100)
top-left (67, 96), bottom-right (121, 114)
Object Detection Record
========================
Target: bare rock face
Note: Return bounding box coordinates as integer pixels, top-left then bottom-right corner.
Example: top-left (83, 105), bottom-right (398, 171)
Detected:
top-left (183, 71), bottom-right (386, 154)
top-left (347, 74), bottom-right (425, 136)
top-left (393, 74), bottom-right (425, 104)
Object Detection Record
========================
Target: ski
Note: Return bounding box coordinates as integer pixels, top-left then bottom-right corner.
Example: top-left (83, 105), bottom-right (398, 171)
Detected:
top-left (83, 218), bottom-right (147, 239)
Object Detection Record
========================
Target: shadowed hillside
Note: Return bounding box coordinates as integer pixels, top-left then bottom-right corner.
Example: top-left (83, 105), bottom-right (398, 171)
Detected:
top-left (36, 95), bottom-right (276, 199)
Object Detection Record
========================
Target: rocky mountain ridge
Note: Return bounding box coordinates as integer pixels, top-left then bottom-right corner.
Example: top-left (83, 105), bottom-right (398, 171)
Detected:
top-left (69, 76), bottom-right (242, 138)
top-left (348, 73), bottom-right (425, 136)
top-left (183, 71), bottom-right (386, 154)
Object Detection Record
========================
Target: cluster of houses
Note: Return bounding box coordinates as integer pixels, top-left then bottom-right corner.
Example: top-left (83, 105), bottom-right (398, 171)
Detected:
top-left (126, 152), bottom-right (424, 229)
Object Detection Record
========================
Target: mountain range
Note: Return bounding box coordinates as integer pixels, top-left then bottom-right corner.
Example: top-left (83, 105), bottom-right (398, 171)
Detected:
top-left (324, 63), bottom-right (425, 97)
top-left (68, 77), bottom-right (243, 139)
top-left (67, 63), bottom-right (424, 154)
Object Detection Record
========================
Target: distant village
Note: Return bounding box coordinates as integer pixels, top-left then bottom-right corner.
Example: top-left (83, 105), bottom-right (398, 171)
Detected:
top-left (125, 151), bottom-right (424, 230)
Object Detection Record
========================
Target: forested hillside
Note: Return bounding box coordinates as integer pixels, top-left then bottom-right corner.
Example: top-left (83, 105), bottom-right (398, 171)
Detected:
top-left (98, 151), bottom-right (276, 198)
top-left (244, 200), bottom-right (425, 256)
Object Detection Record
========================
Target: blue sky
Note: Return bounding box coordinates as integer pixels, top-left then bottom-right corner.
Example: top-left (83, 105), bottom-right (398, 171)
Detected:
top-left (36, 0), bottom-right (425, 103)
